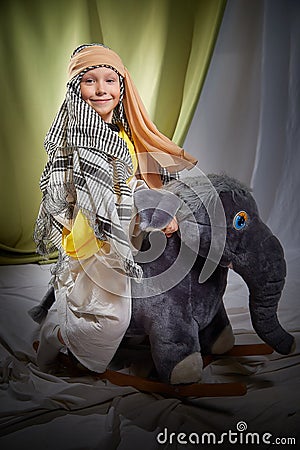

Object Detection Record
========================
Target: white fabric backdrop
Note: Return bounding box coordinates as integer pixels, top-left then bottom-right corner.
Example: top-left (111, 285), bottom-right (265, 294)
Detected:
top-left (184, 0), bottom-right (300, 252)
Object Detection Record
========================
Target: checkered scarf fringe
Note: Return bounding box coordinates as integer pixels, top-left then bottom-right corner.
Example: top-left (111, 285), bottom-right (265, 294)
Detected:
top-left (34, 73), bottom-right (143, 280)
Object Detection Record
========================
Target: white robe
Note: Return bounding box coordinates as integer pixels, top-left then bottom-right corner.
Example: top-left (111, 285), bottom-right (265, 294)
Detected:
top-left (52, 178), bottom-right (146, 372)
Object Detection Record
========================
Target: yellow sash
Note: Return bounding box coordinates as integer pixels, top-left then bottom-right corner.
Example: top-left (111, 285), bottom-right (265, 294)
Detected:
top-left (62, 127), bottom-right (137, 260)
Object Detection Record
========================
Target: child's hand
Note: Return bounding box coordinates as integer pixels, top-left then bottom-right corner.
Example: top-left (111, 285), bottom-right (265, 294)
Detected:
top-left (163, 217), bottom-right (178, 237)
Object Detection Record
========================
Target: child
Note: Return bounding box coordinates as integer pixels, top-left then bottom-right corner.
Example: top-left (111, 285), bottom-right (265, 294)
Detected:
top-left (33, 43), bottom-right (197, 373)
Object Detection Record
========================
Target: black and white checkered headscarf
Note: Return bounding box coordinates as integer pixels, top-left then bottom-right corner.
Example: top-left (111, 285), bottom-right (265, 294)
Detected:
top-left (34, 64), bottom-right (143, 280)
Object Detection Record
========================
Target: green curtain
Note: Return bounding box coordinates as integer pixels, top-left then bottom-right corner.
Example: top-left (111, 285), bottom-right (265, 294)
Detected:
top-left (0, 0), bottom-right (226, 264)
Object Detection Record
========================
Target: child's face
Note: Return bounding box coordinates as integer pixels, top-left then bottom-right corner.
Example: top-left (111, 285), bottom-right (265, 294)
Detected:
top-left (80, 67), bottom-right (120, 123)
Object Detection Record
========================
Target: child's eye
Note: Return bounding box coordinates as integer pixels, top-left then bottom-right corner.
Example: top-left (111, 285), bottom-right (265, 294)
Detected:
top-left (106, 79), bottom-right (115, 83)
top-left (82, 78), bottom-right (95, 84)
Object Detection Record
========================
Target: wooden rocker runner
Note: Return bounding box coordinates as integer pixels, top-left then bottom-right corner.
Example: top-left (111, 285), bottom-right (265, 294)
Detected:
top-left (55, 343), bottom-right (273, 398)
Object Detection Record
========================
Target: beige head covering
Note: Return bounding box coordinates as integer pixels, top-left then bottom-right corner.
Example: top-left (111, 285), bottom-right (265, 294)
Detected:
top-left (68, 45), bottom-right (197, 188)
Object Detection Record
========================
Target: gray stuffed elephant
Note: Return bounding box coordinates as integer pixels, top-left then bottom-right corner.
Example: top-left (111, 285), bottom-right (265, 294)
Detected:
top-left (30, 174), bottom-right (295, 385)
top-left (125, 173), bottom-right (295, 384)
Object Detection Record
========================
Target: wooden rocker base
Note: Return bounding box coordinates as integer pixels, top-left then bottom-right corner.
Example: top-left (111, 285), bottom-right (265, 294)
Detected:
top-left (202, 342), bottom-right (274, 367)
top-left (55, 343), bottom-right (273, 398)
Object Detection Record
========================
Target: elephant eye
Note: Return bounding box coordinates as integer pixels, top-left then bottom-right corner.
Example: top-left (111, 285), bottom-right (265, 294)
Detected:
top-left (233, 211), bottom-right (248, 230)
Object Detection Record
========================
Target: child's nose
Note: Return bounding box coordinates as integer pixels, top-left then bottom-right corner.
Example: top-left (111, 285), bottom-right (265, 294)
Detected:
top-left (95, 81), bottom-right (106, 94)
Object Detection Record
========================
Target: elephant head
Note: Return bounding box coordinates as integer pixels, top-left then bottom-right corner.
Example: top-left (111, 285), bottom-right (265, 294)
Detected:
top-left (129, 174), bottom-right (294, 383)
top-left (164, 174), bottom-right (294, 356)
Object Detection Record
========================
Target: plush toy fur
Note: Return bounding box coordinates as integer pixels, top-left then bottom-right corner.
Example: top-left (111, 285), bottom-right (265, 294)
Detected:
top-left (29, 174), bottom-right (295, 384)
top-left (128, 174), bottom-right (295, 383)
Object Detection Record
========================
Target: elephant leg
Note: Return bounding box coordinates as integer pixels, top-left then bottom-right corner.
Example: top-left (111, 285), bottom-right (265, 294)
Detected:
top-left (149, 319), bottom-right (202, 384)
top-left (199, 302), bottom-right (235, 356)
top-left (170, 352), bottom-right (203, 385)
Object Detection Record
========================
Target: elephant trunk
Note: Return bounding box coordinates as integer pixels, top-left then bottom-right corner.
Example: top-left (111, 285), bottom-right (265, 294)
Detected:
top-left (249, 282), bottom-right (294, 355)
top-left (233, 233), bottom-right (295, 355)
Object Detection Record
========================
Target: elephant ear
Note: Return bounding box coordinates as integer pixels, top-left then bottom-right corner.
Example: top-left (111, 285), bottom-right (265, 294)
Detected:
top-left (134, 188), bottom-right (181, 231)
